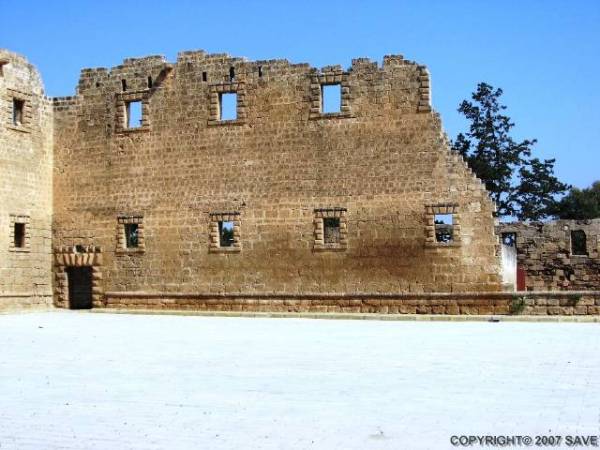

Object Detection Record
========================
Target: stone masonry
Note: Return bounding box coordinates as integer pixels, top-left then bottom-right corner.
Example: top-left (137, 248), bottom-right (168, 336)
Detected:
top-left (3, 47), bottom-right (552, 313)
top-left (498, 220), bottom-right (600, 291)
top-left (0, 50), bottom-right (53, 309)
top-left (50, 50), bottom-right (503, 304)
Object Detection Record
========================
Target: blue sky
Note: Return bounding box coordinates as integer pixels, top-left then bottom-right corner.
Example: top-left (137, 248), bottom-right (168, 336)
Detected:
top-left (2, 0), bottom-right (598, 188)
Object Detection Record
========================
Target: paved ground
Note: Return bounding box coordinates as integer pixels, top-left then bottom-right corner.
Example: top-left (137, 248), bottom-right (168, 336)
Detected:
top-left (0, 312), bottom-right (599, 449)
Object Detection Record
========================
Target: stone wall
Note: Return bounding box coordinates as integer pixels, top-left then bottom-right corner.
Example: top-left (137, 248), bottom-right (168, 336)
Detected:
top-left (51, 50), bottom-right (502, 303)
top-left (103, 291), bottom-right (600, 316)
top-left (497, 220), bottom-right (600, 291)
top-left (0, 50), bottom-right (53, 310)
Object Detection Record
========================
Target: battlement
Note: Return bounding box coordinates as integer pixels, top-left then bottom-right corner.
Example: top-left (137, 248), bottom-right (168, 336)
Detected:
top-left (61, 50), bottom-right (432, 137)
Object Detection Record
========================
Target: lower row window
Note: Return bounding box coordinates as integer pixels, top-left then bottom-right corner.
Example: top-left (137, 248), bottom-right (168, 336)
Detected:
top-left (113, 206), bottom-right (464, 254)
top-left (116, 216), bottom-right (145, 253)
top-left (425, 204), bottom-right (461, 246)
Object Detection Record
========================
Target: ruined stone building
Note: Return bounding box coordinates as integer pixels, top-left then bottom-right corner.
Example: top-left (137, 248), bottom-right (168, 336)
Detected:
top-left (0, 47), bottom-right (526, 312)
top-left (498, 220), bottom-right (600, 291)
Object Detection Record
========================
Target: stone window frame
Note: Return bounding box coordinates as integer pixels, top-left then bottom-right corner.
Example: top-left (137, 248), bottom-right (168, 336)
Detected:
top-left (54, 246), bottom-right (104, 308)
top-left (8, 214), bottom-right (31, 252)
top-left (313, 208), bottom-right (348, 251)
top-left (424, 203), bottom-right (461, 248)
top-left (207, 82), bottom-right (247, 126)
top-left (6, 88), bottom-right (32, 133)
top-left (209, 212), bottom-right (242, 253)
top-left (116, 215), bottom-right (146, 254)
top-left (116, 89), bottom-right (151, 133)
top-left (309, 72), bottom-right (352, 120)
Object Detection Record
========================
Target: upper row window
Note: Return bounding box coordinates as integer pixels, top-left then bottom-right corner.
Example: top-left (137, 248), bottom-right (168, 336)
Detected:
top-left (117, 76), bottom-right (347, 131)
top-left (13, 99), bottom-right (24, 126)
top-left (321, 84), bottom-right (341, 114)
top-left (219, 93), bottom-right (237, 121)
top-left (126, 101), bottom-right (142, 129)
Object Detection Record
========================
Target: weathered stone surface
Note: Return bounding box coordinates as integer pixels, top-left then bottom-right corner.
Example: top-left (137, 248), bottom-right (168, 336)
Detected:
top-left (49, 50), bottom-right (501, 300)
top-left (10, 48), bottom-right (598, 315)
top-left (0, 50), bottom-right (53, 310)
top-left (498, 220), bottom-right (600, 291)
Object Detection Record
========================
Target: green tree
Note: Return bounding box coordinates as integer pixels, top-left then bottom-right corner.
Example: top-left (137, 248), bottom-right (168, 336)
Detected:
top-left (512, 158), bottom-right (569, 221)
top-left (452, 82), bottom-right (568, 220)
top-left (553, 181), bottom-right (600, 219)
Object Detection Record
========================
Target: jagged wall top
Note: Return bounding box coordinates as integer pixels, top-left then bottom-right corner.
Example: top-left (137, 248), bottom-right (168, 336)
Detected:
top-left (67, 50), bottom-right (431, 112)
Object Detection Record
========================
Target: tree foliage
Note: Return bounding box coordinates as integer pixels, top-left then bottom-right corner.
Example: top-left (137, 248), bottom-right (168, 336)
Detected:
top-left (553, 181), bottom-right (600, 219)
top-left (452, 82), bottom-right (568, 220)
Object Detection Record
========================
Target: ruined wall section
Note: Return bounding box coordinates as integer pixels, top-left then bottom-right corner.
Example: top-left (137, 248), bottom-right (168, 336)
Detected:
top-left (498, 220), bottom-right (600, 291)
top-left (53, 50), bottom-right (501, 301)
top-left (0, 50), bottom-right (53, 309)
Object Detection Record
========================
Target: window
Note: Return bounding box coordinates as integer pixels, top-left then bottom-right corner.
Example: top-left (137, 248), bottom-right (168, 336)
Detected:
top-left (219, 93), bottom-right (237, 121)
top-left (218, 221), bottom-right (235, 247)
top-left (116, 216), bottom-right (145, 253)
top-left (202, 71), bottom-right (207, 82)
top-left (12, 99), bottom-right (24, 126)
top-left (321, 84), bottom-right (341, 114)
top-left (209, 212), bottom-right (241, 252)
top-left (425, 204), bottom-right (461, 247)
top-left (9, 215), bottom-right (30, 252)
top-left (502, 232), bottom-right (517, 247)
top-left (323, 218), bottom-right (340, 244)
top-left (125, 223), bottom-right (139, 248)
top-left (314, 208), bottom-right (348, 251)
top-left (208, 84), bottom-right (246, 125)
top-left (13, 222), bottom-right (25, 248)
top-left (116, 91), bottom-right (150, 133)
top-left (434, 213), bottom-right (453, 243)
top-left (571, 230), bottom-right (587, 256)
top-left (309, 72), bottom-right (351, 119)
top-left (126, 101), bottom-right (143, 129)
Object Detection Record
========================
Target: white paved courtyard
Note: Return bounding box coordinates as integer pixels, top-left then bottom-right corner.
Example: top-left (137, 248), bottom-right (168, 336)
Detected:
top-left (0, 312), bottom-right (599, 449)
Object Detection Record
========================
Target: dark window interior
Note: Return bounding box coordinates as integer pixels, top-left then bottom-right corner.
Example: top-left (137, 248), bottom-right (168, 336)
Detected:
top-left (323, 218), bottom-right (341, 244)
top-left (571, 230), bottom-right (587, 255)
top-left (13, 222), bottom-right (25, 248)
top-left (12, 99), bottom-right (24, 126)
top-left (125, 223), bottom-right (139, 248)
